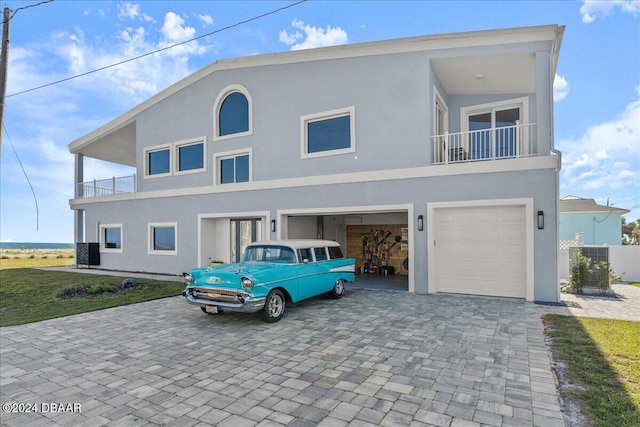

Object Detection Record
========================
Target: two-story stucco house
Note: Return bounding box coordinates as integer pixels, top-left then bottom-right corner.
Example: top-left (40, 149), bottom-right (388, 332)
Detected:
top-left (69, 24), bottom-right (565, 302)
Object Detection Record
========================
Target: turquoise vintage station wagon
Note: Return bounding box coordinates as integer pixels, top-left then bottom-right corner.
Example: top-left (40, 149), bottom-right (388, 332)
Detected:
top-left (182, 240), bottom-right (355, 322)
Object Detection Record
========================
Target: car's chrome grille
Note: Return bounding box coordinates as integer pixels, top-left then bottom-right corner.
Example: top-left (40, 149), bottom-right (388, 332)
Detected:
top-left (191, 287), bottom-right (248, 303)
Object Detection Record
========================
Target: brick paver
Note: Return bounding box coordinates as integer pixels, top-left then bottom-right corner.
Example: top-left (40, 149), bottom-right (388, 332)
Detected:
top-left (3, 283), bottom-right (635, 426)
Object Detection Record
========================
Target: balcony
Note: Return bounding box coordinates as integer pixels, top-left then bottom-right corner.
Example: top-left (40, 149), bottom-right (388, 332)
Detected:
top-left (432, 123), bottom-right (536, 165)
top-left (77, 175), bottom-right (136, 199)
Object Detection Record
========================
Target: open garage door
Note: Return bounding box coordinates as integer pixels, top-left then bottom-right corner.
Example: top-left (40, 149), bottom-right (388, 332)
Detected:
top-left (433, 205), bottom-right (526, 298)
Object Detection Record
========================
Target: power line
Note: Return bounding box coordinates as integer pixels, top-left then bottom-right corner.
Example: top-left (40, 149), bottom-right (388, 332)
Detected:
top-left (2, 0), bottom-right (54, 24)
top-left (3, 122), bottom-right (39, 231)
top-left (7, 0), bottom-right (307, 98)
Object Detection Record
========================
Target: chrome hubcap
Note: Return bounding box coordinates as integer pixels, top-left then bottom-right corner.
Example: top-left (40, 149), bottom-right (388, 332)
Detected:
top-left (268, 294), bottom-right (283, 317)
top-left (335, 280), bottom-right (344, 295)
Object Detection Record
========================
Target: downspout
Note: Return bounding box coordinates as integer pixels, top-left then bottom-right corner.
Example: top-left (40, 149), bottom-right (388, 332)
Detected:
top-left (550, 26), bottom-right (565, 302)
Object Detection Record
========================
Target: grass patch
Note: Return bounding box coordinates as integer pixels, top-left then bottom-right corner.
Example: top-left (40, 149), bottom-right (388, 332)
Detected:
top-left (544, 315), bottom-right (640, 426)
top-left (0, 268), bottom-right (185, 326)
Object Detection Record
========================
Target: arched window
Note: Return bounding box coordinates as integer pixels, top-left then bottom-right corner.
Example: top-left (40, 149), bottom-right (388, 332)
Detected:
top-left (214, 85), bottom-right (252, 140)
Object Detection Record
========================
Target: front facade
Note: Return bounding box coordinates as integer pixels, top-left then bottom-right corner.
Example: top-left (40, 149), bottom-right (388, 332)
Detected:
top-left (560, 195), bottom-right (630, 245)
top-left (69, 25), bottom-right (565, 302)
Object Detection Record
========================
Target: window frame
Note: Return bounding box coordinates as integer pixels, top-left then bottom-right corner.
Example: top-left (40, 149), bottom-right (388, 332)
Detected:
top-left (144, 144), bottom-right (172, 179)
top-left (99, 223), bottom-right (123, 254)
top-left (148, 222), bottom-right (178, 256)
top-left (175, 137), bottom-right (206, 175)
top-left (215, 148), bottom-right (253, 185)
top-left (300, 106), bottom-right (356, 159)
top-left (213, 84), bottom-right (253, 142)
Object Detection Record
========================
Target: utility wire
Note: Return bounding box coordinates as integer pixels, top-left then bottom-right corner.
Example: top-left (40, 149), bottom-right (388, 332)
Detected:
top-left (2, 0), bottom-right (54, 24)
top-left (3, 122), bottom-right (39, 231)
top-left (7, 0), bottom-right (307, 98)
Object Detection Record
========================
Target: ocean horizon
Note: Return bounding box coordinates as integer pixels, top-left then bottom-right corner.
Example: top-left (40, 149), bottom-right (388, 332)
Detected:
top-left (0, 242), bottom-right (74, 250)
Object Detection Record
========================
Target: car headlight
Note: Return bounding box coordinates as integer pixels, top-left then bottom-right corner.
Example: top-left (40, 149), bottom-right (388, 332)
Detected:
top-left (183, 273), bottom-right (194, 285)
top-left (241, 277), bottom-right (254, 291)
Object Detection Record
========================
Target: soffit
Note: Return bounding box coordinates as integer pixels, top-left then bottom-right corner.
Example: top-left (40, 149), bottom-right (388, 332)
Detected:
top-left (431, 52), bottom-right (536, 95)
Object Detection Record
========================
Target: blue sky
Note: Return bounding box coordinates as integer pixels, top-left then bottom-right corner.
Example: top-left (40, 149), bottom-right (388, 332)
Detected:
top-left (1, 0), bottom-right (638, 243)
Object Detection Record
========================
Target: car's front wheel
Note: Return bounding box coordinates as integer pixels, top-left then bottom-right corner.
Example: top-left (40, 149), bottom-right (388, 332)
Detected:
top-left (261, 289), bottom-right (285, 322)
top-left (329, 279), bottom-right (345, 299)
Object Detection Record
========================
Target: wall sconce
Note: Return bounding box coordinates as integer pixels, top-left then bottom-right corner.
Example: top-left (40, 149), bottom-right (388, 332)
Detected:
top-left (271, 219), bottom-right (276, 233)
top-left (537, 211), bottom-right (544, 230)
top-left (418, 215), bottom-right (424, 231)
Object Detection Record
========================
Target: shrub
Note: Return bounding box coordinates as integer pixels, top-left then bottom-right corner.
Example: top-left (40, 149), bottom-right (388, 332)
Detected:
top-left (87, 284), bottom-right (116, 295)
top-left (569, 250), bottom-right (591, 294)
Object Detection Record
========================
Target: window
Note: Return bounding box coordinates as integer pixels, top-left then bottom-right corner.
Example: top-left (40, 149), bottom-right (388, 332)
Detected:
top-left (149, 223), bottom-right (177, 255)
top-left (100, 224), bottom-right (122, 253)
top-left (301, 107), bottom-right (355, 159)
top-left (298, 248), bottom-right (313, 263)
top-left (145, 138), bottom-right (207, 178)
top-left (177, 140), bottom-right (205, 173)
top-left (214, 85), bottom-right (253, 141)
top-left (314, 247), bottom-right (328, 261)
top-left (216, 149), bottom-right (252, 184)
top-left (461, 97), bottom-right (529, 160)
top-left (147, 147), bottom-right (171, 176)
top-left (328, 246), bottom-right (344, 259)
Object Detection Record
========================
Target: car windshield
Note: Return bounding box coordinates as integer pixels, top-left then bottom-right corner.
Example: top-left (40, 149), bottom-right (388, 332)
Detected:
top-left (243, 246), bottom-right (297, 264)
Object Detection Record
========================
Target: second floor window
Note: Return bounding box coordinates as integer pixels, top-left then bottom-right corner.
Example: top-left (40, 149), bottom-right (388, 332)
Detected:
top-left (148, 147), bottom-right (170, 175)
top-left (215, 85), bottom-right (253, 140)
top-left (178, 142), bottom-right (204, 172)
top-left (301, 107), bottom-right (355, 159)
top-left (218, 150), bottom-right (251, 184)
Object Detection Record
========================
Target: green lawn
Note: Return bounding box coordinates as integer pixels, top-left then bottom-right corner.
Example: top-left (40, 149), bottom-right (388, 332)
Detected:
top-left (0, 267), bottom-right (184, 326)
top-left (544, 315), bottom-right (640, 427)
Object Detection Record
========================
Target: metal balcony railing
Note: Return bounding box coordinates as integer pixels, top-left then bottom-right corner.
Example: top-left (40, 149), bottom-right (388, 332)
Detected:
top-left (432, 123), bottom-right (536, 165)
top-left (77, 175), bottom-right (136, 198)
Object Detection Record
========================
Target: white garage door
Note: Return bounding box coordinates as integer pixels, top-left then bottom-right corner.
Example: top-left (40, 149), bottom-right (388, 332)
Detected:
top-left (434, 205), bottom-right (526, 298)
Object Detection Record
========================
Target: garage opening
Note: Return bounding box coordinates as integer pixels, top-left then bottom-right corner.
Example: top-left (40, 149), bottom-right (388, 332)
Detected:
top-left (285, 211), bottom-right (409, 291)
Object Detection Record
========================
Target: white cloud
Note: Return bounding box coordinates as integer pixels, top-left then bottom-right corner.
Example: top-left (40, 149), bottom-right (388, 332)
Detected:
top-left (117, 2), bottom-right (140, 20)
top-left (554, 74), bottom-right (569, 102)
top-left (279, 19), bottom-right (348, 51)
top-left (161, 12), bottom-right (195, 42)
top-left (559, 95), bottom-right (640, 192)
top-left (196, 13), bottom-right (214, 27)
top-left (580, 0), bottom-right (640, 24)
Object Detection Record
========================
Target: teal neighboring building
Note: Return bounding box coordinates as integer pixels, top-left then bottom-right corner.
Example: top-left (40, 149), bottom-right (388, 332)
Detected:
top-left (559, 196), bottom-right (629, 245)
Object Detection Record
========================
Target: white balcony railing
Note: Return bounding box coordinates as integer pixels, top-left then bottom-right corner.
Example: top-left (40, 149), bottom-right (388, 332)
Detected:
top-left (77, 175), bottom-right (136, 198)
top-left (432, 123), bottom-right (536, 165)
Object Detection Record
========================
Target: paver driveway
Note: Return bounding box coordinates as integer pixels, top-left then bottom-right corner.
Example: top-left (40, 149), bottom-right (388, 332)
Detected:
top-left (1, 290), bottom-right (566, 427)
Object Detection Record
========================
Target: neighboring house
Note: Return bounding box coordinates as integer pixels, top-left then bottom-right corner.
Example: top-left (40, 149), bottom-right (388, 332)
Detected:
top-left (68, 24), bottom-right (565, 302)
top-left (560, 195), bottom-right (630, 245)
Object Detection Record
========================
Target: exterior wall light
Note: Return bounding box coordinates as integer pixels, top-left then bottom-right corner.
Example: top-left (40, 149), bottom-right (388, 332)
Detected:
top-left (418, 215), bottom-right (424, 231)
top-left (537, 211), bottom-right (544, 230)
top-left (271, 219), bottom-right (276, 233)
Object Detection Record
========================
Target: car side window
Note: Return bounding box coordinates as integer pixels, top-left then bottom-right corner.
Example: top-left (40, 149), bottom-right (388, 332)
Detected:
top-left (298, 248), bottom-right (313, 263)
top-left (314, 247), bottom-right (328, 261)
top-left (328, 246), bottom-right (344, 259)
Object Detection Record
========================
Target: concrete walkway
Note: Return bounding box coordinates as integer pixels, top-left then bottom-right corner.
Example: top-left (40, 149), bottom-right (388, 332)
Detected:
top-left (1, 274), bottom-right (637, 427)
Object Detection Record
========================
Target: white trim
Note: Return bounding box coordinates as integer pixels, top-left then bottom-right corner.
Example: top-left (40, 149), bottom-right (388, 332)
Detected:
top-left (214, 147), bottom-right (253, 185)
top-left (213, 84), bottom-right (253, 142)
top-left (427, 198), bottom-right (534, 301)
top-left (277, 204), bottom-right (415, 293)
top-left (175, 137), bottom-right (207, 176)
top-left (99, 223), bottom-right (123, 254)
top-left (71, 155), bottom-right (559, 206)
top-left (148, 222), bottom-right (178, 256)
top-left (143, 143), bottom-right (172, 179)
top-left (300, 107), bottom-right (356, 159)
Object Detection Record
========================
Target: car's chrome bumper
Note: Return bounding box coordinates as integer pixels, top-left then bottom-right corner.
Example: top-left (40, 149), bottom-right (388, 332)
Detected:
top-left (182, 287), bottom-right (266, 313)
